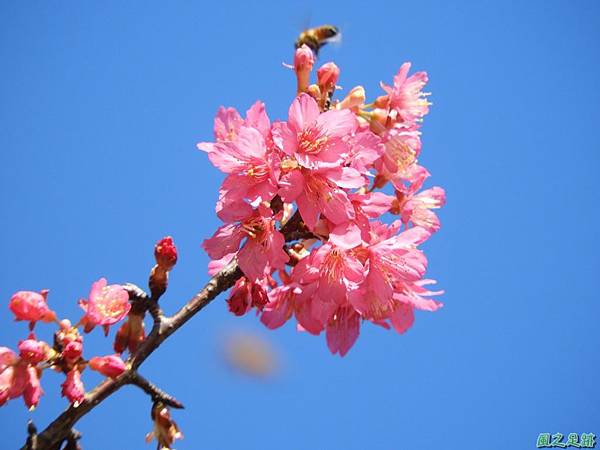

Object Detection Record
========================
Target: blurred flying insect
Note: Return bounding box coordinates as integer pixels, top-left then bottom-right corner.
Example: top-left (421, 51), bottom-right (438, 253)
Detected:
top-left (295, 24), bottom-right (340, 56)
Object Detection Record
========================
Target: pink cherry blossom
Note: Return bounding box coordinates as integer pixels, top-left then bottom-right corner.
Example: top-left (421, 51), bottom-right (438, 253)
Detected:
top-left (351, 226), bottom-right (431, 322)
top-left (200, 124), bottom-right (280, 219)
top-left (381, 62), bottom-right (430, 125)
top-left (202, 126), bottom-right (275, 186)
top-left (1, 348), bottom-right (46, 410)
top-left (9, 290), bottom-right (56, 326)
top-left (375, 125), bottom-right (423, 189)
top-left (397, 186), bottom-right (446, 233)
top-left (261, 282), bottom-right (322, 335)
top-left (79, 278), bottom-right (130, 331)
top-left (199, 101), bottom-right (272, 148)
top-left (313, 244), bottom-right (365, 306)
top-left (279, 166), bottom-right (365, 230)
top-left (275, 93), bottom-right (357, 170)
top-left (328, 191), bottom-right (395, 248)
top-left (203, 207), bottom-right (288, 281)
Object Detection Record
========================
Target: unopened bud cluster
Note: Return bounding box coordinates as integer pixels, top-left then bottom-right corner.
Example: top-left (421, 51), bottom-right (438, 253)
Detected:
top-left (1, 237), bottom-right (178, 421)
top-left (2, 287), bottom-right (128, 410)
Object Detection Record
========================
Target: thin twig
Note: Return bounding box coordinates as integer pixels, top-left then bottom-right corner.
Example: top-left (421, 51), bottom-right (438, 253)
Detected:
top-left (122, 283), bottom-right (148, 303)
top-left (63, 429), bottom-right (82, 450)
top-left (25, 421), bottom-right (37, 450)
top-left (128, 372), bottom-right (184, 409)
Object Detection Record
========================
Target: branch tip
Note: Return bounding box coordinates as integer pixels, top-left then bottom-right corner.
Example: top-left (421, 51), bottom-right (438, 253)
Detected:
top-left (129, 372), bottom-right (184, 409)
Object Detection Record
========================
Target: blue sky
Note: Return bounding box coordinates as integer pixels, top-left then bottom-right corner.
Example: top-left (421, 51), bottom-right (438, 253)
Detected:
top-left (1, 1), bottom-right (599, 449)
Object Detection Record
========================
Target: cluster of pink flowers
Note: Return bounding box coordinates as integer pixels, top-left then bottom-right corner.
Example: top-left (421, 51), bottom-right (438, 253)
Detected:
top-left (200, 45), bottom-right (445, 356)
top-left (0, 237), bottom-right (178, 410)
top-left (1, 287), bottom-right (128, 410)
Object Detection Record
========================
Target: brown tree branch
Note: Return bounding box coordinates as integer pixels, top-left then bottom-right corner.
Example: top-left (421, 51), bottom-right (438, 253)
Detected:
top-left (21, 211), bottom-right (307, 450)
top-left (122, 282), bottom-right (163, 325)
top-left (128, 372), bottom-right (184, 409)
top-left (62, 429), bottom-right (82, 450)
top-left (25, 421), bottom-right (38, 450)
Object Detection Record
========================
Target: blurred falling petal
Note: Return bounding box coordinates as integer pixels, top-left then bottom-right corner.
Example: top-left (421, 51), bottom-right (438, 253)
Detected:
top-left (222, 331), bottom-right (279, 378)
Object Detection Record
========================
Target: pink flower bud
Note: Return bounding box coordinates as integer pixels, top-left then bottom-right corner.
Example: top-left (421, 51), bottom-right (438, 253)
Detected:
top-left (62, 340), bottom-right (83, 362)
top-left (56, 322), bottom-right (84, 364)
top-left (227, 279), bottom-right (269, 315)
top-left (23, 366), bottom-right (43, 410)
top-left (89, 354), bottom-right (126, 378)
top-left (18, 338), bottom-right (50, 364)
top-left (61, 369), bottom-right (84, 406)
top-left (317, 62), bottom-right (339, 92)
top-left (227, 279), bottom-right (251, 316)
top-left (80, 278), bottom-right (130, 329)
top-left (338, 86), bottom-right (366, 110)
top-left (294, 44), bottom-right (314, 72)
top-left (114, 313), bottom-right (145, 354)
top-left (251, 283), bottom-right (268, 310)
top-left (9, 290), bottom-right (56, 326)
top-left (294, 44), bottom-right (314, 94)
top-left (155, 236), bottom-right (178, 271)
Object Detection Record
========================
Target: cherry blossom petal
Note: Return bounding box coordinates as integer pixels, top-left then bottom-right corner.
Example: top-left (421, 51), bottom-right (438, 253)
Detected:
top-left (288, 94), bottom-right (320, 133)
top-left (326, 307), bottom-right (360, 356)
top-left (202, 224), bottom-right (245, 260)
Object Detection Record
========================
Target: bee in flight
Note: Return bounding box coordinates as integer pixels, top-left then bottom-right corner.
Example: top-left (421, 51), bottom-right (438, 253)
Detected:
top-left (295, 24), bottom-right (340, 56)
